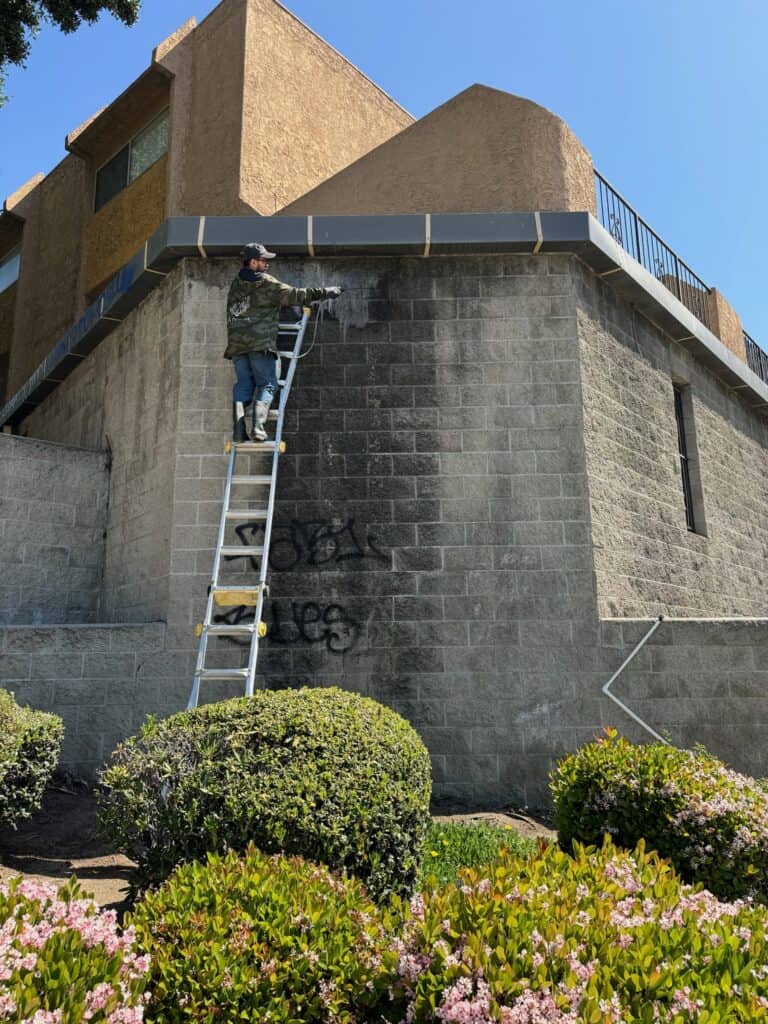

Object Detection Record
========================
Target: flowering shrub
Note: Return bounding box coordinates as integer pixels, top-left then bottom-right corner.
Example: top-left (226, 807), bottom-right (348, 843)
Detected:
top-left (131, 844), bottom-right (391, 1024)
top-left (0, 689), bottom-right (62, 830)
top-left (551, 729), bottom-right (768, 901)
top-left (99, 688), bottom-right (431, 899)
top-left (385, 837), bottom-right (768, 1022)
top-left (0, 875), bottom-right (149, 1023)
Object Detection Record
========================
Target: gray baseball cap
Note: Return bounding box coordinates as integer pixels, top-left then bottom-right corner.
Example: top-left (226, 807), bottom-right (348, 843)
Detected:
top-left (241, 242), bottom-right (276, 262)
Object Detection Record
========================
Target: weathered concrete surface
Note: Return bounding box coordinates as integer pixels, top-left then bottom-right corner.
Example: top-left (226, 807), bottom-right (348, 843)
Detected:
top-left (280, 85), bottom-right (596, 217)
top-left (0, 622), bottom-right (165, 776)
top-left (5, 254), bottom-right (768, 805)
top-left (22, 266), bottom-right (185, 623)
top-left (577, 263), bottom-right (768, 618)
top-left (0, 436), bottom-right (108, 625)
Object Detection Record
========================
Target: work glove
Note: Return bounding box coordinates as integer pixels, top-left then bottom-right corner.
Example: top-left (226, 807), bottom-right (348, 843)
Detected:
top-left (324, 286), bottom-right (343, 299)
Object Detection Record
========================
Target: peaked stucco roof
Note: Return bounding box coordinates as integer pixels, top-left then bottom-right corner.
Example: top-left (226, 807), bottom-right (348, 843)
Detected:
top-left (280, 84), bottom-right (595, 217)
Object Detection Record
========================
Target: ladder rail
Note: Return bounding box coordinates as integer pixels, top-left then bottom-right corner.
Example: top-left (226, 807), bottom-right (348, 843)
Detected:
top-left (244, 308), bottom-right (310, 697)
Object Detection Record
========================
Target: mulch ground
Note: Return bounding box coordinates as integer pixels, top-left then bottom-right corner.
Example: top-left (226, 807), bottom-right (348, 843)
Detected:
top-left (0, 786), bottom-right (555, 913)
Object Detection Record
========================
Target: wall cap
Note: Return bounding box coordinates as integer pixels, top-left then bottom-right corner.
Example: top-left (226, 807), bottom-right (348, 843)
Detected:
top-left (2, 211), bottom-right (766, 427)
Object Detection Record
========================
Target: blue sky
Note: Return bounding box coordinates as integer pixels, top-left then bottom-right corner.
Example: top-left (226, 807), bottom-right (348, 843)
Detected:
top-left (2, 0), bottom-right (767, 343)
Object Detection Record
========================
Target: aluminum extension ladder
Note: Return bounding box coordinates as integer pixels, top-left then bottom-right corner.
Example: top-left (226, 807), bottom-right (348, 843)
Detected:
top-left (187, 307), bottom-right (311, 710)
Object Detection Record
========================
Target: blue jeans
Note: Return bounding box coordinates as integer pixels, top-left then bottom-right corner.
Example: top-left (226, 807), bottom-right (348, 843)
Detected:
top-left (232, 352), bottom-right (279, 405)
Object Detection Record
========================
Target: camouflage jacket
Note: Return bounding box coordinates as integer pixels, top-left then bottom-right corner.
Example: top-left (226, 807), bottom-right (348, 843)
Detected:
top-left (224, 269), bottom-right (329, 359)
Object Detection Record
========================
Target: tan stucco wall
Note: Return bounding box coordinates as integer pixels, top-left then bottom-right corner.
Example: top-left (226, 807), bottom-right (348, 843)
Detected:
top-left (85, 154), bottom-right (168, 299)
top-left (157, 0), bottom-right (249, 216)
top-left (281, 85), bottom-right (595, 216)
top-left (6, 156), bottom-right (90, 397)
top-left (239, 0), bottom-right (412, 213)
top-left (707, 288), bottom-right (746, 363)
top-left (156, 0), bottom-right (412, 217)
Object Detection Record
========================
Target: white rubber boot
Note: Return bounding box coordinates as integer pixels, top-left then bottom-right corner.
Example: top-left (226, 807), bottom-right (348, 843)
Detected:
top-left (251, 400), bottom-right (271, 441)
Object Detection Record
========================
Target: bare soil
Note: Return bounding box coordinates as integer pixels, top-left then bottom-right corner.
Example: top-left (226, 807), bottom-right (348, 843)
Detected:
top-left (0, 788), bottom-right (556, 913)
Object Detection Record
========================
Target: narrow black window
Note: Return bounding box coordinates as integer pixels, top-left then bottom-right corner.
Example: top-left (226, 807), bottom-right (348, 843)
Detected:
top-left (673, 384), bottom-right (696, 532)
top-left (94, 146), bottom-right (130, 212)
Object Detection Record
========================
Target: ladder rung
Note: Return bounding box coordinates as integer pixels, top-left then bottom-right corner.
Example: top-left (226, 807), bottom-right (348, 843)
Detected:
top-left (220, 545), bottom-right (264, 557)
top-left (234, 440), bottom-right (283, 452)
top-left (213, 587), bottom-right (261, 607)
top-left (231, 475), bottom-right (272, 485)
top-left (277, 323), bottom-right (301, 332)
top-left (204, 624), bottom-right (255, 636)
top-left (225, 509), bottom-right (268, 520)
top-left (197, 668), bottom-right (250, 680)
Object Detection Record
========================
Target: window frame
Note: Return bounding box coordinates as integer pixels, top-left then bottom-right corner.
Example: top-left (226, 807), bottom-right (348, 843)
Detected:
top-left (93, 108), bottom-right (169, 213)
top-left (0, 245), bottom-right (21, 295)
top-left (672, 381), bottom-right (707, 536)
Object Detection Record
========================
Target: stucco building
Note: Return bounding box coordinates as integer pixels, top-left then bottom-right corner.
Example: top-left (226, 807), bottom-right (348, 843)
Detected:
top-left (1, 0), bottom-right (766, 807)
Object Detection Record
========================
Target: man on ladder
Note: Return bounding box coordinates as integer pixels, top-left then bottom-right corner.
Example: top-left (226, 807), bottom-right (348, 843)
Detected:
top-left (225, 242), bottom-right (342, 442)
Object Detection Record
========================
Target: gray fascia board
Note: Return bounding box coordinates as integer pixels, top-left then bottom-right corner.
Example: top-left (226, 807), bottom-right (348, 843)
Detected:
top-left (2, 210), bottom-right (767, 428)
top-left (203, 216), bottom-right (308, 256)
top-left (312, 215), bottom-right (425, 255)
top-left (430, 213), bottom-right (537, 253)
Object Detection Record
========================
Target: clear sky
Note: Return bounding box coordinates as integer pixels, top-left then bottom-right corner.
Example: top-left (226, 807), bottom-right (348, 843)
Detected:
top-left (2, 0), bottom-right (767, 343)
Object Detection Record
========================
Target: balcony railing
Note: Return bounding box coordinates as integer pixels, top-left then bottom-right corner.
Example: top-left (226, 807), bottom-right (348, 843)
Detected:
top-left (594, 170), bottom-right (713, 328)
top-left (594, 170), bottom-right (768, 389)
top-left (744, 332), bottom-right (768, 383)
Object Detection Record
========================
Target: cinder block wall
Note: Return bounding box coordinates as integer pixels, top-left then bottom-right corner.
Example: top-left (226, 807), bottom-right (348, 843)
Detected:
top-left (22, 268), bottom-right (185, 622)
top-left (0, 622), bottom-right (165, 775)
top-left (577, 264), bottom-right (768, 617)
top-left (6, 254), bottom-right (768, 801)
top-left (0, 435), bottom-right (108, 624)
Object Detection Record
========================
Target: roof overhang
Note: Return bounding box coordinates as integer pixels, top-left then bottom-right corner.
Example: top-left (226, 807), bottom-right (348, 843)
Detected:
top-left (2, 211), bottom-right (767, 427)
top-left (66, 65), bottom-right (170, 164)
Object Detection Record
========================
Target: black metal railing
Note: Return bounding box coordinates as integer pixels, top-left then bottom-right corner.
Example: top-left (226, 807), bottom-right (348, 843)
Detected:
top-left (595, 168), bottom-right (768, 388)
top-left (595, 170), bottom-right (712, 329)
top-left (744, 331), bottom-right (768, 383)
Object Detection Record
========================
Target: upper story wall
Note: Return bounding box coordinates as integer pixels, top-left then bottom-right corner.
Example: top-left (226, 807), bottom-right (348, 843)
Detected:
top-left (281, 85), bottom-right (596, 217)
top-left (577, 262), bottom-right (768, 618)
top-left (239, 0), bottom-right (412, 213)
top-left (2, 0), bottom-right (412, 402)
top-left (5, 158), bottom-right (91, 399)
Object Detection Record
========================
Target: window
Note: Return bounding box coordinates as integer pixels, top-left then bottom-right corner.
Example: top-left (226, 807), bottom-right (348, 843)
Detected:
top-left (0, 246), bottom-right (21, 294)
top-left (672, 383), bottom-right (706, 535)
top-left (94, 109), bottom-right (169, 212)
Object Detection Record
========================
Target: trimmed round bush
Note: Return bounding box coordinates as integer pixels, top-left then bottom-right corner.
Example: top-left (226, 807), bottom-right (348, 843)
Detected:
top-left (385, 838), bottom-right (768, 1022)
top-left (98, 687), bottom-right (431, 898)
top-left (131, 845), bottom-right (391, 1024)
top-left (0, 875), bottom-right (149, 1022)
top-left (0, 688), bottom-right (63, 830)
top-left (551, 729), bottom-right (768, 901)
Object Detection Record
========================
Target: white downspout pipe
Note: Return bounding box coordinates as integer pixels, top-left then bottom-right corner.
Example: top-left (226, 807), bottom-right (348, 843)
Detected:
top-left (602, 615), bottom-right (668, 744)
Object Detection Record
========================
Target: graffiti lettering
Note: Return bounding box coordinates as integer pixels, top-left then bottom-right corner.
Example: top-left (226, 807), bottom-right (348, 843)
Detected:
top-left (223, 517), bottom-right (389, 573)
top-left (212, 600), bottom-right (359, 654)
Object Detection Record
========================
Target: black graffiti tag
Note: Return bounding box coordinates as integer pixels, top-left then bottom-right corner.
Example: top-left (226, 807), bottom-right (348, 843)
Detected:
top-left (223, 517), bottom-right (389, 573)
top-left (212, 600), bottom-right (360, 654)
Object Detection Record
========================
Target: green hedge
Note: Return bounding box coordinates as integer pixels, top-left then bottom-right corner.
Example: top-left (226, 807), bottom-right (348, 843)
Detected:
top-left (0, 688), bottom-right (62, 830)
top-left (99, 687), bottom-right (431, 898)
top-left (132, 845), bottom-right (391, 1024)
top-left (0, 875), bottom-right (148, 1021)
top-left (385, 838), bottom-right (768, 1022)
top-left (551, 729), bottom-right (768, 901)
